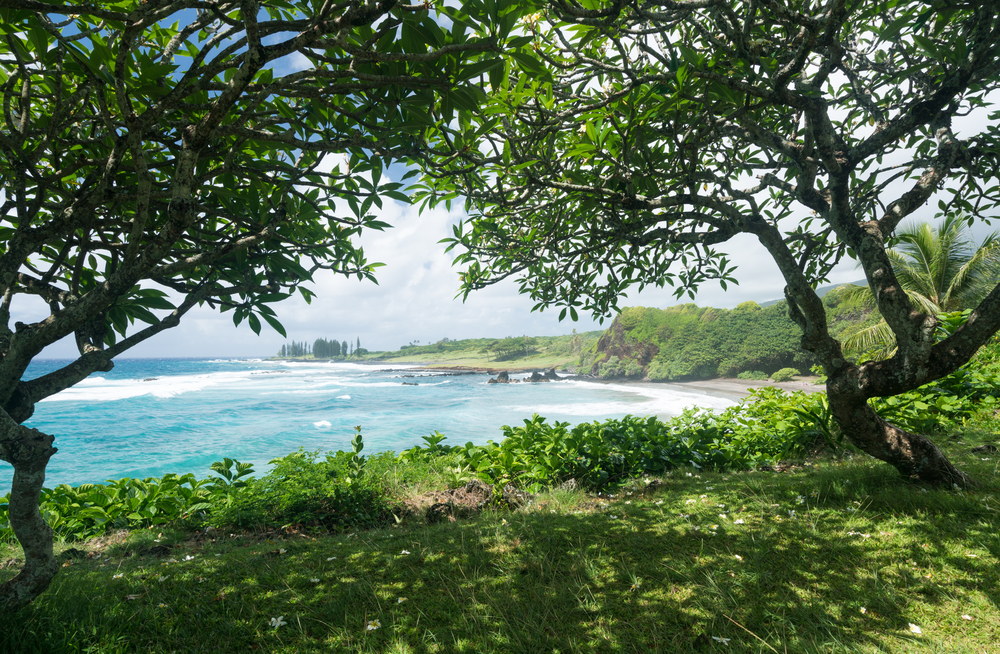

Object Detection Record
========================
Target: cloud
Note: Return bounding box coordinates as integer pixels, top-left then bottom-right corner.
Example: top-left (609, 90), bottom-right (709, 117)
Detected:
top-left (22, 191), bottom-right (861, 359)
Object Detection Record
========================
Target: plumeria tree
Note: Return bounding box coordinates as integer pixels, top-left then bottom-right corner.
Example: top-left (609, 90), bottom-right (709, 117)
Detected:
top-left (0, 0), bottom-right (527, 609)
top-left (419, 0), bottom-right (1000, 485)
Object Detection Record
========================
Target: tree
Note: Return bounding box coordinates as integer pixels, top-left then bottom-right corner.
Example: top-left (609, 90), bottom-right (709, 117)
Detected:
top-left (422, 0), bottom-right (1000, 486)
top-left (843, 216), bottom-right (1000, 358)
top-left (0, 0), bottom-right (521, 610)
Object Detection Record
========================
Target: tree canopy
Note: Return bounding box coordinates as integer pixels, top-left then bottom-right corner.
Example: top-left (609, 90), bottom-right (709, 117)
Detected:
top-left (419, 0), bottom-right (1000, 485)
top-left (0, 0), bottom-right (527, 610)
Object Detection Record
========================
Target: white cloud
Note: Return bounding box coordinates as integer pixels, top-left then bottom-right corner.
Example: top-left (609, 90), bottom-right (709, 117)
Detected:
top-left (17, 193), bottom-right (871, 359)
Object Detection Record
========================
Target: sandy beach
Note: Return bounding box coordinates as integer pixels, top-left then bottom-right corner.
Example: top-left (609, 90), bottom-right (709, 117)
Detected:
top-left (658, 377), bottom-right (825, 400)
top-left (408, 361), bottom-right (825, 402)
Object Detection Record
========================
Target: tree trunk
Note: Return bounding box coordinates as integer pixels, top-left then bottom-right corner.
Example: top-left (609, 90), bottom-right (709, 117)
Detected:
top-left (826, 374), bottom-right (973, 487)
top-left (0, 426), bottom-right (59, 610)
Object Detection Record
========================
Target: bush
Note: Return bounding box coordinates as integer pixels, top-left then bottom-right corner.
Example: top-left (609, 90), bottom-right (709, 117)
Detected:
top-left (624, 359), bottom-right (644, 378)
top-left (647, 361), bottom-right (670, 381)
top-left (426, 387), bottom-right (847, 493)
top-left (736, 370), bottom-right (769, 380)
top-left (599, 356), bottom-right (624, 379)
top-left (208, 448), bottom-right (398, 532)
top-left (772, 368), bottom-right (800, 382)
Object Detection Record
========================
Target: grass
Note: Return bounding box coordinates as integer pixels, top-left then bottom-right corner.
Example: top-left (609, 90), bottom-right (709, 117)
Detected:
top-left (2, 439), bottom-right (999, 653)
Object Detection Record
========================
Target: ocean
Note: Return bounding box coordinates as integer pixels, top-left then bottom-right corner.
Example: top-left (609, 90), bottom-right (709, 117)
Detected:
top-left (2, 358), bottom-right (737, 490)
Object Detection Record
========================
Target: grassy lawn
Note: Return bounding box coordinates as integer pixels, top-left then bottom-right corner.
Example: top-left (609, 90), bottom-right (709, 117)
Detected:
top-left (2, 436), bottom-right (998, 653)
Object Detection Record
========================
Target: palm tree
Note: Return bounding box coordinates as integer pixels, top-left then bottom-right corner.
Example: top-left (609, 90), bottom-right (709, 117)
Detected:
top-left (842, 215), bottom-right (1000, 359)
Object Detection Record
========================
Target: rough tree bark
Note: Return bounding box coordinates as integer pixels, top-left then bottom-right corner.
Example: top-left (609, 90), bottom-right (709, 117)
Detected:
top-left (825, 368), bottom-right (973, 487)
top-left (0, 424), bottom-right (58, 609)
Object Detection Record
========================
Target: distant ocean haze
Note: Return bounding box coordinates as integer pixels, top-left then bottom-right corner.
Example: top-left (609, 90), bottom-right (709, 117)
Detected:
top-left (3, 358), bottom-right (736, 489)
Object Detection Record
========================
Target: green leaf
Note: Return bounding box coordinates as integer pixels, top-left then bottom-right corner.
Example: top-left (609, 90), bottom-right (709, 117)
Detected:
top-left (259, 311), bottom-right (287, 337)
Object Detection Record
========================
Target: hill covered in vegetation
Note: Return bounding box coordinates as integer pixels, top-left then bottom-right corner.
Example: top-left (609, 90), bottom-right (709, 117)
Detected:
top-left (366, 331), bottom-right (604, 370)
top-left (581, 286), bottom-right (873, 381)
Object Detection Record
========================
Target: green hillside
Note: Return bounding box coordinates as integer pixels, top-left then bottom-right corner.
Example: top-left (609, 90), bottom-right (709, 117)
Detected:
top-left (365, 331), bottom-right (604, 370)
top-left (581, 286), bottom-right (872, 381)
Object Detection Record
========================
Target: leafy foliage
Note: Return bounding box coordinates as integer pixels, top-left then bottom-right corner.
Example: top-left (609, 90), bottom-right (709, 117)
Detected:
top-left (0, 435), bottom-right (399, 541)
top-left (594, 293), bottom-right (865, 380)
top-left (209, 449), bottom-right (397, 533)
top-left (771, 368), bottom-right (800, 383)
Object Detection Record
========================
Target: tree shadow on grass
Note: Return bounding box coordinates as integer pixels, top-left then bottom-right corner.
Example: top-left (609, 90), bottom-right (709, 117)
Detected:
top-left (0, 463), bottom-right (997, 653)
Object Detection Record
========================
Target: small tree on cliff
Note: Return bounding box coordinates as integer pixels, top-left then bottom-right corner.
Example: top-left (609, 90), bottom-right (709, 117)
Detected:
top-left (422, 0), bottom-right (1000, 485)
top-left (0, 0), bottom-right (521, 610)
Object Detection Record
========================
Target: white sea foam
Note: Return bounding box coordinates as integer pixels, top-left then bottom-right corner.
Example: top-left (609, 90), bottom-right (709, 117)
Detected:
top-left (41, 370), bottom-right (258, 403)
top-left (264, 388), bottom-right (344, 396)
top-left (313, 420), bottom-right (332, 428)
top-left (336, 395), bottom-right (351, 400)
top-left (504, 379), bottom-right (736, 417)
top-left (335, 381), bottom-right (417, 388)
top-left (277, 360), bottom-right (418, 372)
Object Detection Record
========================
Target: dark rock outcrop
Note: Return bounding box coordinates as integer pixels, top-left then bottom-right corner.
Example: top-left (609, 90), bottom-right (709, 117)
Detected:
top-left (592, 314), bottom-right (660, 376)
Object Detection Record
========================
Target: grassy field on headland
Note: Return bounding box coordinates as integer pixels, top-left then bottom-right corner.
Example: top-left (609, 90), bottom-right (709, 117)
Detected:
top-left (280, 331), bottom-right (604, 372)
top-left (1, 438), bottom-right (997, 653)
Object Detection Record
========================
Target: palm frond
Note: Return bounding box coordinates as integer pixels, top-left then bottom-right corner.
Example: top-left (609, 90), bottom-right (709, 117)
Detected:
top-left (834, 283), bottom-right (877, 309)
top-left (842, 319), bottom-right (897, 361)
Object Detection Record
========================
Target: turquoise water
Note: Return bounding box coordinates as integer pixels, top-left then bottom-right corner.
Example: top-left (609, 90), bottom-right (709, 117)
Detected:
top-left (3, 358), bottom-right (735, 489)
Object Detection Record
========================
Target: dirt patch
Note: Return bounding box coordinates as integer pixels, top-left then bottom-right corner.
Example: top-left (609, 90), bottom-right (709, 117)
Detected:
top-left (403, 479), bottom-right (537, 524)
top-left (404, 479), bottom-right (494, 523)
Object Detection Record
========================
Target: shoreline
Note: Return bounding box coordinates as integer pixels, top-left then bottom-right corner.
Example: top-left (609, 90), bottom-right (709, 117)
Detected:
top-left (274, 357), bottom-right (825, 401)
top-left (407, 362), bottom-right (825, 401)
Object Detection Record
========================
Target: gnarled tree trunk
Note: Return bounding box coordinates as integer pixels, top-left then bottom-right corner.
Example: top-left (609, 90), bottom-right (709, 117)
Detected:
top-left (826, 371), bottom-right (972, 487)
top-left (0, 425), bottom-right (59, 610)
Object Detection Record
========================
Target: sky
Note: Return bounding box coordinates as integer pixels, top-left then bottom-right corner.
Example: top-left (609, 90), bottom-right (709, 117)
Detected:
top-left (21, 184), bottom-right (882, 359)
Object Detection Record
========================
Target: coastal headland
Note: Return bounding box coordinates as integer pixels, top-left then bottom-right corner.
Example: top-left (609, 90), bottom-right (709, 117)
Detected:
top-left (408, 361), bottom-right (824, 400)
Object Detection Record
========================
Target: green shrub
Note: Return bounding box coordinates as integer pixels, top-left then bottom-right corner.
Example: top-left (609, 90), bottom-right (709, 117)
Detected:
top-left (429, 387), bottom-right (844, 493)
top-left (208, 447), bottom-right (397, 532)
top-left (736, 370), bottom-right (769, 380)
top-left (0, 465), bottom-right (248, 543)
top-left (771, 368), bottom-right (800, 382)
top-left (647, 361), bottom-right (670, 381)
top-left (624, 359), bottom-right (644, 378)
top-left (599, 356), bottom-right (624, 379)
